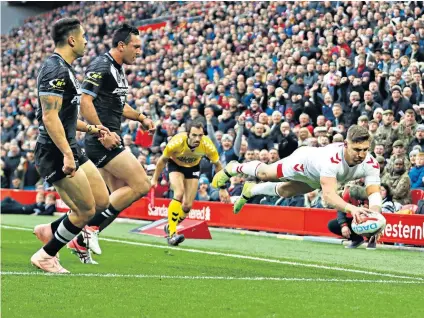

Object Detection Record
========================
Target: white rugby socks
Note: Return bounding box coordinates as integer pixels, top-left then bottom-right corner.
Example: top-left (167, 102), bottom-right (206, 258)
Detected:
top-left (232, 160), bottom-right (263, 177)
top-left (251, 182), bottom-right (280, 197)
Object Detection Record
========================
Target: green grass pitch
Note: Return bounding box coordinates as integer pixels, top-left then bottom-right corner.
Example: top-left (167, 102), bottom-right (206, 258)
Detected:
top-left (1, 214), bottom-right (423, 318)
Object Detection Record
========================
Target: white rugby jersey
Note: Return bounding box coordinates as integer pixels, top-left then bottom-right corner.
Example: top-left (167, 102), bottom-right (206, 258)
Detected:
top-left (281, 143), bottom-right (381, 189)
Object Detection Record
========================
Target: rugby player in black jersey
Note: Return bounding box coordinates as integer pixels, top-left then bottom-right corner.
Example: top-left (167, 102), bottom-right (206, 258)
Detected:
top-left (67, 24), bottom-right (154, 262)
top-left (30, 18), bottom-right (116, 272)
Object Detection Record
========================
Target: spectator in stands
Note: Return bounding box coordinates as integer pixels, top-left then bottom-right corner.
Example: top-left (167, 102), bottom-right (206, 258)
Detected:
top-left (1, 191), bottom-right (56, 215)
top-left (374, 110), bottom-right (398, 158)
top-left (409, 152), bottom-right (424, 189)
top-left (196, 177), bottom-right (210, 202)
top-left (247, 123), bottom-right (273, 151)
top-left (408, 124), bottom-right (424, 153)
top-left (380, 183), bottom-right (402, 213)
top-left (13, 150), bottom-right (40, 190)
top-left (382, 158), bottom-right (411, 205)
top-left (123, 134), bottom-right (140, 158)
top-left (304, 190), bottom-right (323, 209)
top-left (385, 140), bottom-right (411, 172)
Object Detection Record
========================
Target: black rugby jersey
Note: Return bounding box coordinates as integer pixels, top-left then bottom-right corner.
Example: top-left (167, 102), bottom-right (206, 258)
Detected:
top-left (81, 52), bottom-right (129, 134)
top-left (36, 53), bottom-right (81, 146)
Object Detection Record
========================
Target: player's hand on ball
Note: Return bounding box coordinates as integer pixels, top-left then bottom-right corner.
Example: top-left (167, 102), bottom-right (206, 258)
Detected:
top-left (341, 225), bottom-right (351, 239)
top-left (63, 153), bottom-right (76, 178)
top-left (350, 206), bottom-right (371, 224)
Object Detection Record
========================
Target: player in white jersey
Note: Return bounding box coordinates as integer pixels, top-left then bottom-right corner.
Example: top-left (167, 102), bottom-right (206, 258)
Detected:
top-left (212, 125), bottom-right (382, 223)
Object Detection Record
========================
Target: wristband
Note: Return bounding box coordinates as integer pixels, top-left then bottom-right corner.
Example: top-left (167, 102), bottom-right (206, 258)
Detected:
top-left (219, 186), bottom-right (226, 190)
top-left (87, 124), bottom-right (100, 135)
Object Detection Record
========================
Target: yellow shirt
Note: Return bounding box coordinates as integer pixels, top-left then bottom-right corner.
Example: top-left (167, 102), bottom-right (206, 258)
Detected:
top-left (163, 133), bottom-right (220, 167)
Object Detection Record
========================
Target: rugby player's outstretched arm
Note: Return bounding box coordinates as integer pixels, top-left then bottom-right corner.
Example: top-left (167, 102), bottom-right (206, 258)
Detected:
top-left (80, 93), bottom-right (103, 125)
top-left (320, 176), bottom-right (354, 212)
top-left (40, 95), bottom-right (72, 157)
top-left (365, 185), bottom-right (382, 213)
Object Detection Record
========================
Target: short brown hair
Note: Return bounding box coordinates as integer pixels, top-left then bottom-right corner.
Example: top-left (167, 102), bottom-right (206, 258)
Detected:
top-left (405, 109), bottom-right (415, 116)
top-left (187, 121), bottom-right (204, 134)
top-left (346, 125), bottom-right (370, 143)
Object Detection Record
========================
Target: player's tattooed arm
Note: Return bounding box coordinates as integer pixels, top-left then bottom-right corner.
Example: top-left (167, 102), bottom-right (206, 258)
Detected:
top-left (39, 95), bottom-right (72, 157)
top-left (40, 95), bottom-right (62, 111)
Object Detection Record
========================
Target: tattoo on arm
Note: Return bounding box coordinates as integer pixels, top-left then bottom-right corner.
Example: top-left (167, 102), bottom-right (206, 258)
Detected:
top-left (40, 95), bottom-right (63, 112)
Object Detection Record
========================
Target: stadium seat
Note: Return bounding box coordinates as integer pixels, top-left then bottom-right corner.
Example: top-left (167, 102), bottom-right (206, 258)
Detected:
top-left (410, 189), bottom-right (424, 205)
top-left (400, 204), bottom-right (418, 214)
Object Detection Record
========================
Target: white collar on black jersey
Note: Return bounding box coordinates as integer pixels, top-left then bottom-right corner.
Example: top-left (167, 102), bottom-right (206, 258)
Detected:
top-left (105, 52), bottom-right (123, 70)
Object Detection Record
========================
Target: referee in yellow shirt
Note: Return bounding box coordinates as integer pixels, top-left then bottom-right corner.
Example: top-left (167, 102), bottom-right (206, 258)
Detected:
top-left (151, 121), bottom-right (231, 246)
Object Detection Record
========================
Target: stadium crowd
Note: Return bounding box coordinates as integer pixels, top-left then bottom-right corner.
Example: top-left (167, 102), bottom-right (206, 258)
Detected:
top-left (2, 1), bottom-right (424, 212)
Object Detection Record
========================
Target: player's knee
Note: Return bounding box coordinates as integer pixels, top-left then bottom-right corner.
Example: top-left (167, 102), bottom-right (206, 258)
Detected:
top-left (132, 179), bottom-right (151, 200)
top-left (95, 196), bottom-right (109, 213)
top-left (74, 199), bottom-right (96, 223)
top-left (257, 168), bottom-right (273, 181)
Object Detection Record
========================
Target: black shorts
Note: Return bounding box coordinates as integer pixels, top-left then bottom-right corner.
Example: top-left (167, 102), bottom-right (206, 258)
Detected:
top-left (35, 143), bottom-right (85, 184)
top-left (84, 137), bottom-right (124, 168)
top-left (77, 145), bottom-right (89, 165)
top-left (167, 159), bottom-right (200, 179)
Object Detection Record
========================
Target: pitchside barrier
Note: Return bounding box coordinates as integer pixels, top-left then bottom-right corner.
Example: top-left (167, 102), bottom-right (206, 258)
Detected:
top-left (1, 189), bottom-right (423, 246)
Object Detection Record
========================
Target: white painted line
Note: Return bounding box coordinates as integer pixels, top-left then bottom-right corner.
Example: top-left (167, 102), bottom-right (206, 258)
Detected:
top-left (2, 225), bottom-right (423, 281)
top-left (1, 271), bottom-right (422, 284)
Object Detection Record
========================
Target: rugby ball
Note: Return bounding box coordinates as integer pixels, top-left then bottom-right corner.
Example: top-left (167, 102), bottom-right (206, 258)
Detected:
top-left (351, 213), bottom-right (386, 235)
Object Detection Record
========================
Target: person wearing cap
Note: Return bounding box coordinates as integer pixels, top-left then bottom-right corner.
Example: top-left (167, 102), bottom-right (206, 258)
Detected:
top-left (408, 153), bottom-right (424, 189)
top-left (396, 109), bottom-right (418, 147)
top-left (382, 85), bottom-right (413, 122)
top-left (374, 109), bottom-right (398, 157)
top-left (357, 115), bottom-right (369, 129)
top-left (384, 140), bottom-right (411, 174)
top-left (375, 155), bottom-right (386, 175)
top-left (408, 124), bottom-right (424, 153)
top-left (381, 158), bottom-right (411, 205)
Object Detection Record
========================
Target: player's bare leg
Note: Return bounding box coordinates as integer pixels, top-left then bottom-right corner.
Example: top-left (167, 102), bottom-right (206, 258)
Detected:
top-left (165, 172), bottom-right (186, 246)
top-left (82, 150), bottom-right (150, 225)
top-left (234, 181), bottom-right (314, 214)
top-left (67, 160), bottom-right (109, 263)
top-left (31, 169), bottom-right (96, 273)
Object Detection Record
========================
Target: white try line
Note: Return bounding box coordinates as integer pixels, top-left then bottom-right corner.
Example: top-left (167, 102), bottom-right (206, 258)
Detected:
top-left (1, 271), bottom-right (423, 284)
top-left (2, 225), bottom-right (423, 282)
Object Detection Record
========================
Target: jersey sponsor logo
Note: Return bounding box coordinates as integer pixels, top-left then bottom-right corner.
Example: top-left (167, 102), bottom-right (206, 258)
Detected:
top-left (86, 72), bottom-right (102, 81)
top-left (48, 78), bottom-right (66, 90)
top-left (112, 87), bottom-right (129, 95)
top-left (330, 152), bottom-right (342, 164)
top-left (176, 156), bottom-right (198, 164)
top-left (366, 157), bottom-right (379, 169)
